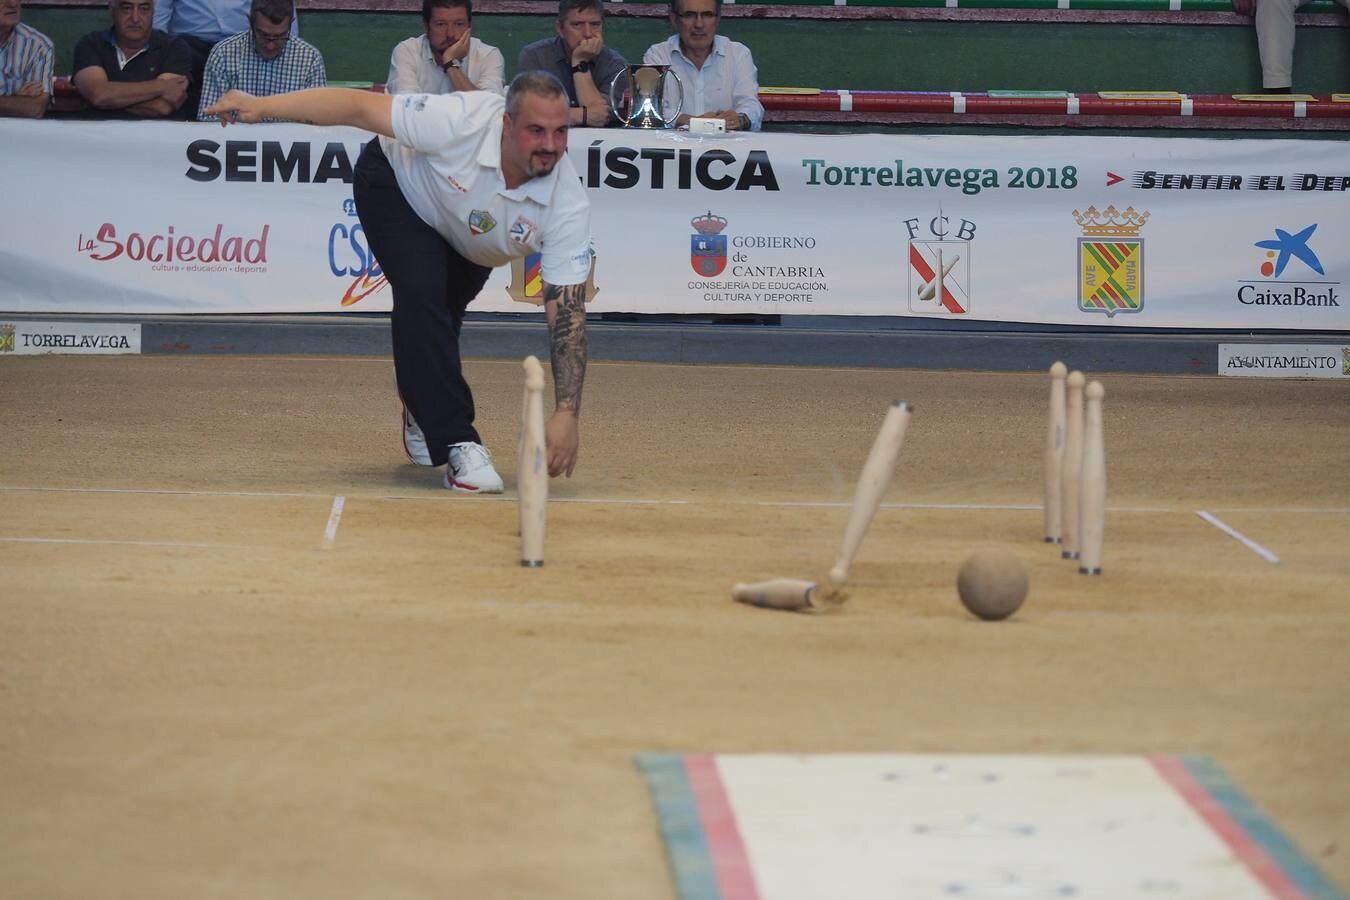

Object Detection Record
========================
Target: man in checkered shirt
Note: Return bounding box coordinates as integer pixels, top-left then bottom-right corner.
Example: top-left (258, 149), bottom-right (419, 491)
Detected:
top-left (195, 0), bottom-right (322, 120)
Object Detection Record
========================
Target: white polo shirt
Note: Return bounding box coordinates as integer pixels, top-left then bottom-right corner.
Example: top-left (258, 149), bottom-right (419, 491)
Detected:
top-left (380, 91), bottom-right (591, 286)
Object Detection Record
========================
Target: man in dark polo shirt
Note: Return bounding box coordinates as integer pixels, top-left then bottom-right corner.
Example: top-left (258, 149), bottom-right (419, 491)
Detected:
top-left (73, 0), bottom-right (193, 118)
top-left (516, 0), bottom-right (626, 127)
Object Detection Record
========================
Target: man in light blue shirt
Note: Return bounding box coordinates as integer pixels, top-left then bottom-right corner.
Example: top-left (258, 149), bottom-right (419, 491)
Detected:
top-left (196, 0), bottom-right (323, 120)
top-left (642, 0), bottom-right (762, 132)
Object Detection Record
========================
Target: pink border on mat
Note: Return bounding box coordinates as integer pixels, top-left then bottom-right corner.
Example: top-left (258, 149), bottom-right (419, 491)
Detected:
top-left (1149, 755), bottom-right (1307, 900)
top-left (685, 754), bottom-right (763, 900)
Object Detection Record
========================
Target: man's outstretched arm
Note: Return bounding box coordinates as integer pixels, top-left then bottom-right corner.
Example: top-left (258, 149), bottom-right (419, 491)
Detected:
top-left (542, 281), bottom-right (588, 477)
top-left (203, 87), bottom-right (394, 136)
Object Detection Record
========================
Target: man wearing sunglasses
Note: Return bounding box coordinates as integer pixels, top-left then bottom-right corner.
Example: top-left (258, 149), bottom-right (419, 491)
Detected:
top-left (196, 0), bottom-right (323, 120)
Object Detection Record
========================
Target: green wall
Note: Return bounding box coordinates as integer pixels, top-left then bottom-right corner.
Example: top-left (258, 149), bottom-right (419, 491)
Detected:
top-left (23, 9), bottom-right (1350, 96)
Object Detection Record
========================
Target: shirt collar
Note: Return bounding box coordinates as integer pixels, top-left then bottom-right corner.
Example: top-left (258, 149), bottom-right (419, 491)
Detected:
top-left (482, 116), bottom-right (559, 206)
top-left (673, 33), bottom-right (725, 64)
top-left (103, 27), bottom-right (156, 63)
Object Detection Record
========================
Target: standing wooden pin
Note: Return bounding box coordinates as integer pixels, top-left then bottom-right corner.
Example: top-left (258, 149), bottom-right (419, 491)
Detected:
top-left (828, 401), bottom-right (913, 587)
top-left (1078, 380), bottom-right (1107, 575)
top-left (519, 356), bottom-right (548, 567)
top-left (1043, 361), bottom-right (1067, 544)
top-left (1060, 370), bottom-right (1086, 560)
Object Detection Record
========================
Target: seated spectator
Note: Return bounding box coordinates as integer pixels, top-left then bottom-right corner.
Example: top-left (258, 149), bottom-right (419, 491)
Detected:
top-left (154, 0), bottom-right (296, 105)
top-left (642, 0), bottom-right (762, 131)
top-left (0, 0), bottom-right (53, 118)
top-left (196, 0), bottom-right (323, 121)
top-left (387, 0), bottom-right (503, 96)
top-left (73, 0), bottom-right (192, 119)
top-left (1231, 0), bottom-right (1350, 93)
top-left (517, 0), bottom-right (626, 127)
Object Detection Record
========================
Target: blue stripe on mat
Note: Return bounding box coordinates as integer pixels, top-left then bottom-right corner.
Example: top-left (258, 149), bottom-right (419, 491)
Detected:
top-left (1181, 755), bottom-right (1346, 899)
top-left (634, 753), bottom-right (723, 900)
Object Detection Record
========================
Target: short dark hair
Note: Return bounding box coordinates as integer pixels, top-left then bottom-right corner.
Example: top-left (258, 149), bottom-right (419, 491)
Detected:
top-left (670, 0), bottom-right (721, 15)
top-left (506, 70), bottom-right (567, 119)
top-left (556, 0), bottom-right (604, 22)
top-left (422, 0), bottom-right (471, 23)
top-left (250, 0), bottom-right (291, 25)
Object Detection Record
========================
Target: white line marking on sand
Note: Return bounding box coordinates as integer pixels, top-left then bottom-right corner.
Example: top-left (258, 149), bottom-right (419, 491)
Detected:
top-left (323, 495), bottom-right (346, 549)
top-left (759, 501), bottom-right (1172, 513)
top-left (0, 485), bottom-right (324, 499)
top-left (1196, 511), bottom-right (1281, 564)
top-left (379, 494), bottom-right (690, 505)
top-left (1208, 506), bottom-right (1350, 514)
top-left (0, 537), bottom-right (246, 549)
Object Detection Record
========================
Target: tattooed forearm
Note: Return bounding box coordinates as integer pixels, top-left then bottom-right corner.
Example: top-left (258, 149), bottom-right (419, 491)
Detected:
top-left (544, 282), bottom-right (588, 416)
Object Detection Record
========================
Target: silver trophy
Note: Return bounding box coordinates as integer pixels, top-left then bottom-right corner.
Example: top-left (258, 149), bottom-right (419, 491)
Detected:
top-left (608, 64), bottom-right (684, 129)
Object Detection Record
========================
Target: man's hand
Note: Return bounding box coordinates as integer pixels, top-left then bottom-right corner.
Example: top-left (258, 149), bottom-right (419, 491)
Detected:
top-left (157, 72), bottom-right (188, 106)
top-left (17, 81), bottom-right (44, 97)
top-left (707, 108), bottom-right (746, 130)
top-left (544, 409), bottom-right (579, 477)
top-left (203, 89), bottom-right (262, 125)
top-left (572, 35), bottom-right (603, 65)
top-left (1231, 0), bottom-right (1255, 15)
top-left (441, 28), bottom-right (471, 65)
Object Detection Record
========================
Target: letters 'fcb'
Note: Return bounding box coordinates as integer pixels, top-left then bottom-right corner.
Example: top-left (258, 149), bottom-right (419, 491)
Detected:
top-left (1074, 205), bottom-right (1149, 317)
top-left (691, 211), bottom-right (728, 278)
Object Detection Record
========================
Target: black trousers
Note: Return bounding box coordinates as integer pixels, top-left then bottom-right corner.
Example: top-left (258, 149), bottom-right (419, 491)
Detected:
top-left (353, 138), bottom-right (492, 466)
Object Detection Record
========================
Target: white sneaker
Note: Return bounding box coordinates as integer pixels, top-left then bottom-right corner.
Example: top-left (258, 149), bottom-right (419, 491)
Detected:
top-left (402, 401), bottom-right (434, 466)
top-left (445, 442), bottom-right (504, 493)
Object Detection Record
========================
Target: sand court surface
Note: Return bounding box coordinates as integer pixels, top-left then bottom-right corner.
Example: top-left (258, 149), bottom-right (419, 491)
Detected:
top-left (2, 355), bottom-right (1347, 898)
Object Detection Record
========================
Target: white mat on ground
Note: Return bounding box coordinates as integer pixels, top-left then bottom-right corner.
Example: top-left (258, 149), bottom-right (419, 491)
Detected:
top-left (634, 753), bottom-right (1341, 900)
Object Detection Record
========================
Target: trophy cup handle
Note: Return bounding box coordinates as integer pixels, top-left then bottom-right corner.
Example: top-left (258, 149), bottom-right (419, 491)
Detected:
top-left (607, 70), bottom-right (634, 127)
top-left (660, 70), bottom-right (684, 127)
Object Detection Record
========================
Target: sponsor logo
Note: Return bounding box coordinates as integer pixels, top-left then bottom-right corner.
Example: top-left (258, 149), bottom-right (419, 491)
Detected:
top-left (468, 209), bottom-right (496, 236)
top-left (690, 211), bottom-right (728, 278)
top-left (1218, 344), bottom-right (1348, 378)
top-left (1073, 205), bottom-right (1148, 317)
top-left (446, 174), bottom-right (468, 193)
top-left (1255, 224), bottom-right (1323, 278)
top-left (510, 253), bottom-right (544, 301)
top-left (905, 210), bottom-right (976, 316)
top-left (328, 199), bottom-right (386, 308)
top-left (505, 246), bottom-right (599, 307)
top-left (509, 215), bottom-right (538, 247)
top-left (1235, 224), bottom-right (1339, 309)
top-left (77, 223), bottom-right (270, 274)
top-left (0, 322), bottom-right (141, 355)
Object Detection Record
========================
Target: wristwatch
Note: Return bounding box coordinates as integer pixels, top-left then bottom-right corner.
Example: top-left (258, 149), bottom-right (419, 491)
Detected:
top-left (442, 58), bottom-right (462, 71)
top-left (570, 60), bottom-right (593, 74)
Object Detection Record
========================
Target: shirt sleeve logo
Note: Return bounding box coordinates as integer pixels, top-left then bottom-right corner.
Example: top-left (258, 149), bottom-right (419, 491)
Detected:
top-left (508, 215), bottom-right (538, 246)
top-left (468, 210), bottom-right (497, 235)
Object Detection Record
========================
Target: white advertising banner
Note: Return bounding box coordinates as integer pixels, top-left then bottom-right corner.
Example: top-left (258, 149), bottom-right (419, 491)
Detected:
top-left (2, 120), bottom-right (1348, 329)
